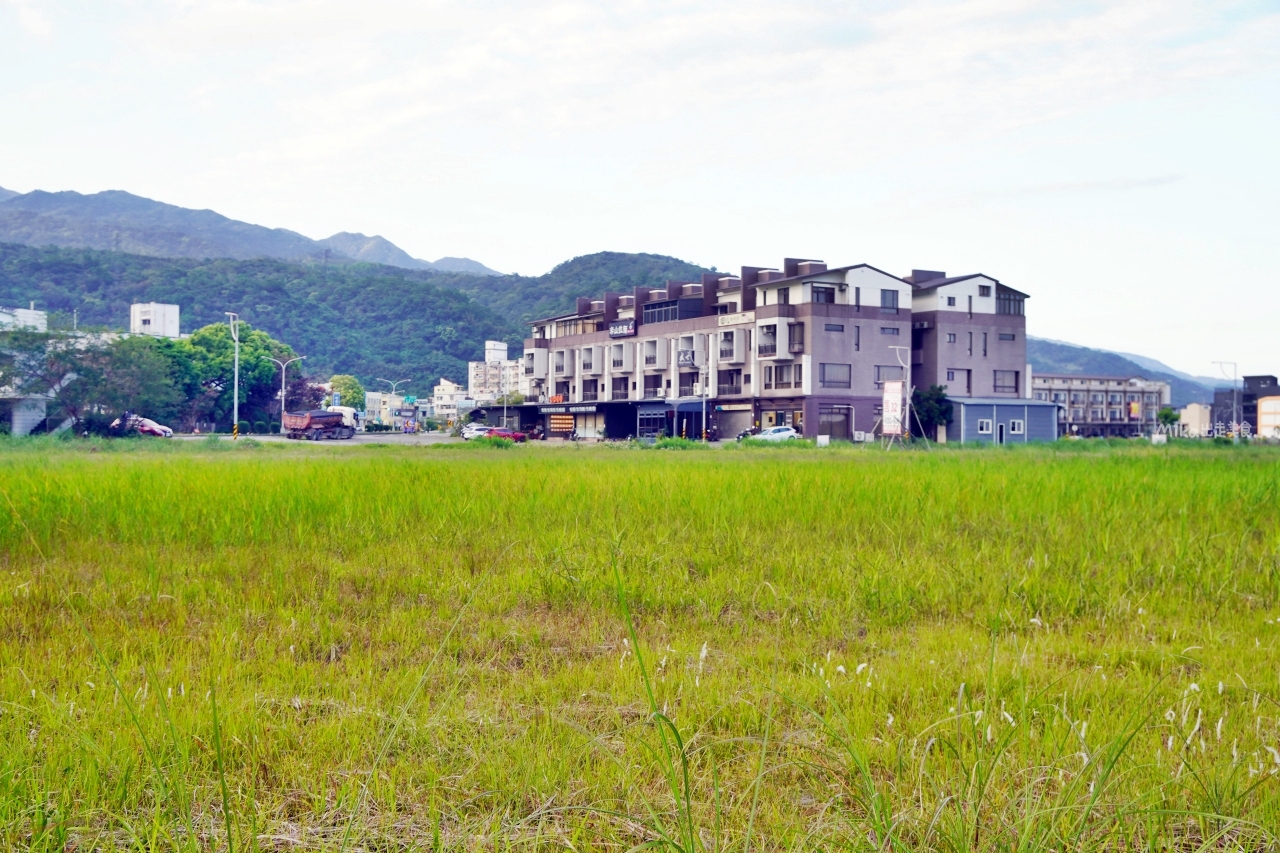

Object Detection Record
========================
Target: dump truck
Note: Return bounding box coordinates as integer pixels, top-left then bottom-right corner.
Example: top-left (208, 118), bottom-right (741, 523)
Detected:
top-left (283, 409), bottom-right (356, 440)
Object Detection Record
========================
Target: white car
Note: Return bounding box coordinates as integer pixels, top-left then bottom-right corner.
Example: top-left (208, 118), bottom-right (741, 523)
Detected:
top-left (754, 426), bottom-right (800, 442)
top-left (461, 422), bottom-right (492, 440)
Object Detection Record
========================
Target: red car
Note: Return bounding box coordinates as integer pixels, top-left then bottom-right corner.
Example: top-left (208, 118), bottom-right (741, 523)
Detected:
top-left (485, 428), bottom-right (527, 443)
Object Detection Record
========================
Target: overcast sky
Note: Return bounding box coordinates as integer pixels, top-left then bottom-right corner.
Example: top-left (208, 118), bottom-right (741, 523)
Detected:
top-left (2, 0), bottom-right (1277, 375)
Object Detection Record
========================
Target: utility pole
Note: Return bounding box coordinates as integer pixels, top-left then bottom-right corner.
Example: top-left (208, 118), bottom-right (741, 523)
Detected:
top-left (226, 313), bottom-right (240, 439)
top-left (268, 355), bottom-right (305, 434)
top-left (1213, 360), bottom-right (1239, 443)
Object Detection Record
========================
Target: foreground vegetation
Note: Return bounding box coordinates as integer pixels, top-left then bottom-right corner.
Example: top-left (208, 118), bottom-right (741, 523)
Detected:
top-left (2, 440), bottom-right (1279, 851)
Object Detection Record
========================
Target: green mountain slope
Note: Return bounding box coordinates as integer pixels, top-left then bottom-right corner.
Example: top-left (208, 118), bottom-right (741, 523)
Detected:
top-left (440, 251), bottom-right (713, 326)
top-left (1027, 337), bottom-right (1212, 407)
top-left (0, 242), bottom-right (519, 396)
top-left (0, 188), bottom-right (499, 275)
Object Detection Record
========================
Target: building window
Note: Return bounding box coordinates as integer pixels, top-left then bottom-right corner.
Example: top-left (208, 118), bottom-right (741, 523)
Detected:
top-left (880, 289), bottom-right (899, 313)
top-left (812, 286), bottom-right (835, 304)
top-left (776, 287), bottom-right (791, 305)
top-left (758, 325), bottom-right (777, 357)
top-left (1109, 393), bottom-right (1121, 404)
top-left (795, 364), bottom-right (802, 387)
top-left (854, 326), bottom-right (861, 352)
top-left (824, 323), bottom-right (844, 332)
top-left (880, 327), bottom-right (900, 336)
top-left (946, 296), bottom-right (956, 307)
top-left (874, 364), bottom-right (903, 389)
top-left (977, 419), bottom-right (992, 434)
top-left (642, 300), bottom-right (679, 324)
top-left (774, 364), bottom-right (793, 389)
top-left (998, 333), bottom-right (1015, 341)
top-left (997, 292), bottom-right (1024, 315)
top-left (820, 363), bottom-right (852, 389)
top-left (993, 370), bottom-right (1019, 393)
top-left (1091, 408), bottom-right (1102, 419)
top-left (788, 323), bottom-right (804, 352)
top-left (946, 333), bottom-right (957, 343)
top-left (946, 370), bottom-right (956, 381)
top-left (1091, 393), bottom-right (1103, 403)
top-left (763, 365), bottom-right (773, 390)
top-left (1034, 391), bottom-right (1048, 401)
top-left (982, 333), bottom-right (988, 357)
top-left (1110, 408), bottom-right (1122, 420)
top-left (978, 285), bottom-right (992, 297)
top-left (1010, 419), bottom-right (1025, 435)
top-left (854, 287), bottom-right (861, 311)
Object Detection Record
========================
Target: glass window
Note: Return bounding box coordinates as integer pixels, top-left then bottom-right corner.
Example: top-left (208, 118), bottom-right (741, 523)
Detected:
top-left (880, 327), bottom-right (900, 335)
top-left (819, 363), bottom-right (852, 389)
top-left (874, 364), bottom-right (903, 388)
top-left (998, 333), bottom-right (1016, 341)
top-left (777, 287), bottom-right (790, 305)
top-left (978, 285), bottom-right (992, 297)
top-left (977, 419), bottom-right (992, 434)
top-left (946, 296), bottom-right (956, 306)
top-left (642, 300), bottom-right (679, 324)
top-left (880, 289), bottom-right (899, 312)
top-left (993, 370), bottom-right (1019, 393)
top-left (946, 333), bottom-right (956, 343)
top-left (1010, 419), bottom-right (1025, 434)
top-left (812, 286), bottom-right (835, 303)
top-left (824, 323), bottom-right (844, 332)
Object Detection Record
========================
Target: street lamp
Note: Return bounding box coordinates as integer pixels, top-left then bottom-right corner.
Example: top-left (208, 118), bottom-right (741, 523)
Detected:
top-left (225, 312), bottom-right (240, 438)
top-left (268, 355), bottom-right (305, 434)
top-left (376, 378), bottom-right (410, 394)
top-left (1213, 360), bottom-right (1239, 443)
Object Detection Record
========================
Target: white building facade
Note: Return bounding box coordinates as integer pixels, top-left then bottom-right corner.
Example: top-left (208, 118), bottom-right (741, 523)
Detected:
top-left (468, 341), bottom-right (521, 402)
top-left (129, 303), bottom-right (181, 338)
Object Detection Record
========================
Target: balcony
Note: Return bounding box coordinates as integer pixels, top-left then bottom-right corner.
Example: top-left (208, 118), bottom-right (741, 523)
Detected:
top-left (581, 392), bottom-right (598, 402)
top-left (612, 359), bottom-right (625, 369)
top-left (548, 394), bottom-right (567, 403)
top-left (642, 387), bottom-right (665, 400)
top-left (788, 341), bottom-right (804, 354)
top-left (611, 390), bottom-right (630, 401)
top-left (717, 384), bottom-right (742, 396)
top-left (758, 343), bottom-right (777, 357)
top-left (678, 386), bottom-right (696, 398)
top-left (524, 367), bottom-right (535, 376)
top-left (644, 355), bottom-right (657, 366)
top-left (719, 347), bottom-right (734, 360)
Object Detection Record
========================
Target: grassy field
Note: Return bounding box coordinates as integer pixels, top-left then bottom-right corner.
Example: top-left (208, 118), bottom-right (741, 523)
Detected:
top-left (2, 438), bottom-right (1279, 851)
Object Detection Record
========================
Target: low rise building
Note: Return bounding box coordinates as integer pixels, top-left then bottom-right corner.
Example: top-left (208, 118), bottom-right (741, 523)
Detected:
top-left (432, 378), bottom-right (474, 424)
top-left (1032, 374), bottom-right (1170, 438)
top-left (1213, 375), bottom-right (1277, 432)
top-left (1259, 396), bottom-right (1280, 440)
top-left (1, 304), bottom-right (48, 331)
top-left (1179, 402), bottom-right (1213, 437)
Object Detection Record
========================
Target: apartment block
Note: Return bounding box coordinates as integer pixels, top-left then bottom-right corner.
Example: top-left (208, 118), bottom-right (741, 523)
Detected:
top-left (1032, 374), bottom-right (1171, 437)
top-left (907, 271), bottom-right (1029, 398)
top-left (468, 340), bottom-right (522, 402)
top-left (129, 302), bottom-right (181, 338)
top-left (515, 257), bottom-right (1036, 442)
top-left (1213, 375), bottom-right (1277, 432)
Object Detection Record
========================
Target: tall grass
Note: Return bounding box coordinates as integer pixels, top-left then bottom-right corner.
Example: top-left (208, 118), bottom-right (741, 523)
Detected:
top-left (1, 441), bottom-right (1278, 850)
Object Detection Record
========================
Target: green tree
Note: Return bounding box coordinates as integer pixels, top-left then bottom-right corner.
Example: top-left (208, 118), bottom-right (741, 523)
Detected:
top-left (185, 322), bottom-right (299, 428)
top-left (1157, 407), bottom-right (1179, 427)
top-left (95, 336), bottom-right (186, 422)
top-left (911, 385), bottom-right (953, 440)
top-left (328, 374), bottom-right (365, 409)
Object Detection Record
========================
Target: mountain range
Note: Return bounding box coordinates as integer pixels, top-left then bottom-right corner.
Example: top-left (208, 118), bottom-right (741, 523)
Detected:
top-left (0, 183), bottom-right (1223, 406)
top-left (0, 187), bottom-right (500, 275)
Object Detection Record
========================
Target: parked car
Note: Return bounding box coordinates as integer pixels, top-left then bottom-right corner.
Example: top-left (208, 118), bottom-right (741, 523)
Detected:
top-left (109, 414), bottom-right (173, 437)
top-left (485, 428), bottom-right (528, 443)
top-left (461, 422), bottom-right (492, 440)
top-left (753, 426), bottom-right (800, 442)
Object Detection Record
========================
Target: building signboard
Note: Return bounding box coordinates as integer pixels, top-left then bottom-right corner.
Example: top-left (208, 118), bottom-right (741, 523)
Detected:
top-left (716, 403), bottom-right (753, 411)
top-left (393, 408), bottom-right (417, 418)
top-left (538, 404), bottom-right (599, 414)
top-left (609, 319), bottom-right (636, 338)
top-left (882, 380), bottom-right (905, 436)
top-left (717, 311), bottom-right (755, 327)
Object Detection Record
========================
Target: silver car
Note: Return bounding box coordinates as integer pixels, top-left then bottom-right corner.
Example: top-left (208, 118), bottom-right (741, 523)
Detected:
top-left (754, 426), bottom-right (800, 442)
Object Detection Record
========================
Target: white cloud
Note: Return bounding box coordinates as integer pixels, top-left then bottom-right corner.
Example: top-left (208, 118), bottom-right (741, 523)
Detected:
top-left (4, 0), bottom-right (53, 37)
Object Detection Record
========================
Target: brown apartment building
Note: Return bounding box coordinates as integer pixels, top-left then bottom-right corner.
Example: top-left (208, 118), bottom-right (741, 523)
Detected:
top-left (514, 258), bottom-right (1031, 441)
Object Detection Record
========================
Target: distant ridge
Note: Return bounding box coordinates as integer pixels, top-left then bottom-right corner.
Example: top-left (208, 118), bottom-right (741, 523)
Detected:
top-left (0, 187), bottom-right (499, 275)
top-left (1027, 336), bottom-right (1213, 407)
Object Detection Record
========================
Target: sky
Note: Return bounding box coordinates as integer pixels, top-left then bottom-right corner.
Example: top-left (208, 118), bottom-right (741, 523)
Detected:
top-left (1, 0), bottom-right (1278, 376)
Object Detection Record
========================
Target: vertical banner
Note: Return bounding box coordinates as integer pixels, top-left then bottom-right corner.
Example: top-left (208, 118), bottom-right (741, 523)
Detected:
top-left (882, 380), bottom-right (905, 436)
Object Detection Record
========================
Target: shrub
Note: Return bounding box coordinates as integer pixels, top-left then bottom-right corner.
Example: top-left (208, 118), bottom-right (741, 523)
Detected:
top-left (648, 436), bottom-right (709, 451)
top-left (470, 435), bottom-right (515, 449)
top-left (237, 420), bottom-right (251, 436)
top-left (268, 422), bottom-right (280, 434)
top-left (253, 420), bottom-right (268, 434)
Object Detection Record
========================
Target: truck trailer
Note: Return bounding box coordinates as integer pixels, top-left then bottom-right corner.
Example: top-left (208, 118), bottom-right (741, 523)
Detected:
top-left (283, 410), bottom-right (355, 440)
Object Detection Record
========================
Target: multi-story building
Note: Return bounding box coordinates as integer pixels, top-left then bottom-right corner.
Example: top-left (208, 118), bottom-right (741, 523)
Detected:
top-left (1179, 402), bottom-right (1213, 437)
top-left (431, 377), bottom-right (473, 424)
top-left (468, 341), bottom-right (522, 403)
top-left (1258, 396), bottom-right (1280, 440)
top-left (907, 271), bottom-right (1029, 399)
top-left (515, 257), bottom-right (1038, 442)
top-left (1213, 375), bottom-right (1277, 432)
top-left (1, 304), bottom-right (48, 331)
top-left (1032, 374), bottom-right (1171, 437)
top-left (129, 303), bottom-right (181, 338)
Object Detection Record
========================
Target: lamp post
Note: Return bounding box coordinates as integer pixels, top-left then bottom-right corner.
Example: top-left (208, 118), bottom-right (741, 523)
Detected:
top-left (268, 355), bottom-right (305, 434)
top-left (375, 378), bottom-right (410, 428)
top-left (225, 312), bottom-right (240, 439)
top-left (1213, 360), bottom-right (1239, 442)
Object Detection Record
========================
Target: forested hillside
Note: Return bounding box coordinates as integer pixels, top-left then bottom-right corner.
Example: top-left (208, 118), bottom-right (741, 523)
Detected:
top-left (1027, 337), bottom-right (1212, 406)
top-left (0, 243), bottom-right (518, 396)
top-left (439, 251), bottom-right (712, 325)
